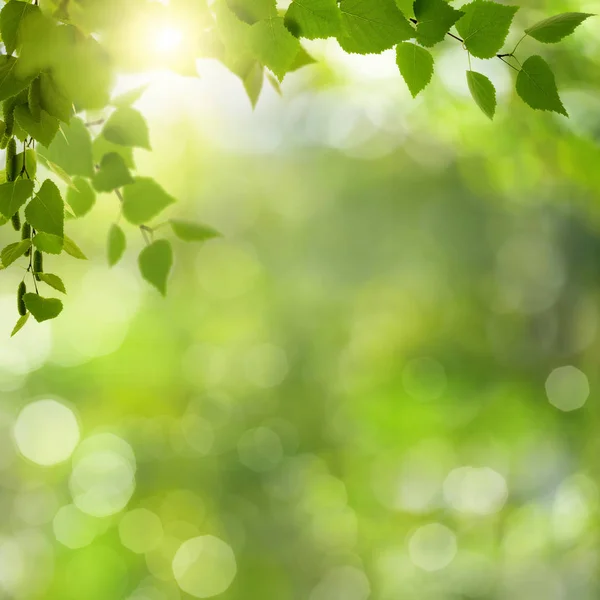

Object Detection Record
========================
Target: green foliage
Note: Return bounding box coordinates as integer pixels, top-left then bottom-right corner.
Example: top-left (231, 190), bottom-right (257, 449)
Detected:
top-left (0, 180), bottom-right (34, 219)
top-left (170, 220), bottom-right (220, 242)
top-left (414, 0), bottom-right (464, 48)
top-left (516, 55), bottom-right (567, 116)
top-left (37, 273), bottom-right (66, 294)
top-left (107, 223), bottom-right (126, 267)
top-left (0, 0), bottom-right (591, 331)
top-left (122, 178), bottom-right (176, 225)
top-left (102, 107), bottom-right (151, 150)
top-left (66, 177), bottom-right (95, 217)
top-left (337, 0), bottom-right (414, 54)
top-left (396, 42), bottom-right (434, 98)
top-left (466, 70), bottom-right (496, 119)
top-left (455, 1), bottom-right (518, 59)
top-left (92, 152), bottom-right (133, 193)
top-left (284, 0), bottom-right (342, 40)
top-left (23, 292), bottom-right (63, 322)
top-left (525, 12), bottom-right (593, 44)
top-left (25, 179), bottom-right (64, 237)
top-left (138, 239), bottom-right (173, 296)
top-left (1, 239), bottom-right (31, 267)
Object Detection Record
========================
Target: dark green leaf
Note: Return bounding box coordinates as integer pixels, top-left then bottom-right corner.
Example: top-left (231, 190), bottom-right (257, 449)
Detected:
top-left (107, 223), bottom-right (126, 267)
top-left (337, 0), bottom-right (414, 54)
top-left (24, 179), bottom-right (64, 237)
top-left (466, 70), bottom-right (496, 119)
top-left (138, 239), bottom-right (173, 296)
top-left (0, 179), bottom-right (34, 219)
top-left (396, 42), bottom-right (434, 98)
top-left (0, 0), bottom-right (39, 55)
top-left (284, 0), bottom-right (342, 39)
top-left (414, 0), bottom-right (464, 47)
top-left (23, 292), bottom-right (63, 322)
top-left (456, 0), bottom-right (518, 59)
top-left (122, 177), bottom-right (176, 225)
top-left (14, 105), bottom-right (59, 146)
top-left (516, 55), bottom-right (567, 116)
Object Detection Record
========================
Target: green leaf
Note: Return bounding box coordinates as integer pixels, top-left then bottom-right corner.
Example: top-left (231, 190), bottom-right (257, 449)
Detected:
top-left (226, 0), bottom-right (275, 24)
top-left (516, 55), bottom-right (567, 116)
top-left (37, 273), bottom-right (66, 294)
top-left (1, 239), bottom-right (31, 267)
top-left (92, 152), bottom-right (134, 193)
top-left (62, 235), bottom-right (87, 260)
top-left (107, 223), bottom-right (126, 267)
top-left (14, 148), bottom-right (36, 180)
top-left (33, 232), bottom-right (63, 254)
top-left (170, 219), bottom-right (220, 242)
top-left (37, 117), bottom-right (94, 178)
top-left (337, 0), bottom-right (414, 54)
top-left (242, 61), bottom-right (263, 109)
top-left (0, 0), bottom-right (39, 55)
top-left (111, 84), bottom-right (148, 107)
top-left (11, 312), bottom-right (29, 337)
top-left (102, 107), bottom-right (151, 149)
top-left (466, 70), bottom-right (496, 119)
top-left (396, 42), bottom-right (434, 98)
top-left (92, 134), bottom-right (135, 170)
top-left (66, 177), bottom-right (95, 217)
top-left (0, 179), bottom-right (34, 219)
top-left (122, 177), bottom-right (176, 225)
top-left (525, 12), bottom-right (594, 44)
top-left (0, 56), bottom-right (34, 101)
top-left (14, 105), bottom-right (60, 146)
top-left (24, 179), bottom-right (64, 237)
top-left (249, 16), bottom-right (301, 81)
top-left (455, 0), bottom-right (518, 59)
top-left (284, 0), bottom-right (342, 39)
top-left (23, 292), bottom-right (63, 322)
top-left (39, 72), bottom-right (73, 122)
top-left (414, 0), bottom-right (464, 47)
top-left (138, 239), bottom-right (173, 296)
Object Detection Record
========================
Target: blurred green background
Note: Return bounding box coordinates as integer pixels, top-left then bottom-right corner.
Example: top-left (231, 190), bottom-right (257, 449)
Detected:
top-left (1, 1), bottom-right (600, 598)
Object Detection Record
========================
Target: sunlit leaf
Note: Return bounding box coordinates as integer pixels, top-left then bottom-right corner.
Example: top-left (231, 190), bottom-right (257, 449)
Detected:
top-left (516, 55), bottom-right (567, 116)
top-left (525, 12), bottom-right (594, 44)
top-left (23, 292), bottom-right (63, 322)
top-left (138, 239), bottom-right (173, 295)
top-left (456, 0), bottom-right (518, 59)
top-left (396, 42), bottom-right (434, 98)
top-left (467, 70), bottom-right (496, 119)
top-left (122, 177), bottom-right (176, 225)
top-left (170, 219), bottom-right (220, 242)
top-left (107, 223), bottom-right (126, 267)
top-left (37, 272), bottom-right (66, 294)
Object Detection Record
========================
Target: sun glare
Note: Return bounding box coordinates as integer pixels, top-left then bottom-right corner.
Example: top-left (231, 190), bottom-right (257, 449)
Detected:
top-left (155, 27), bottom-right (184, 54)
